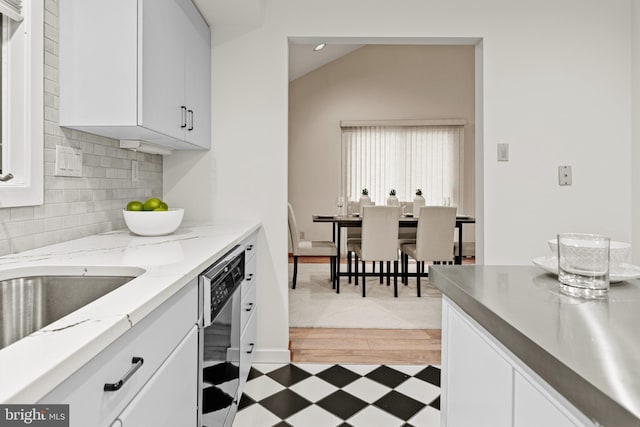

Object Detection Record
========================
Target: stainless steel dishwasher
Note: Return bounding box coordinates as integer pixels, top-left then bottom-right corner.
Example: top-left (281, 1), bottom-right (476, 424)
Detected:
top-left (198, 245), bottom-right (245, 427)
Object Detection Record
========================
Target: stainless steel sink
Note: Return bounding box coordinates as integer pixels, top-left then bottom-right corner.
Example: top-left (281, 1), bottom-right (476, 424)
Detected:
top-left (0, 272), bottom-right (139, 351)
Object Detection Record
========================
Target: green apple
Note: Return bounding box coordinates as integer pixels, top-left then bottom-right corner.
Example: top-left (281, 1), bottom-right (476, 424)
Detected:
top-left (143, 197), bottom-right (162, 211)
top-left (126, 201), bottom-right (144, 211)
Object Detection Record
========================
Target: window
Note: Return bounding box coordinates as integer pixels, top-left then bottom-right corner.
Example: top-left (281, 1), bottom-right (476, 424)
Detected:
top-left (341, 120), bottom-right (464, 208)
top-left (0, 0), bottom-right (43, 208)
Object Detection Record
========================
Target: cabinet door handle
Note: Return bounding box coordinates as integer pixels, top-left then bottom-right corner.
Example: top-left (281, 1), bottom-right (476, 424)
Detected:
top-left (246, 273), bottom-right (253, 282)
top-left (181, 106), bottom-right (187, 128)
top-left (246, 244), bottom-right (254, 252)
top-left (104, 357), bottom-right (144, 392)
top-left (245, 302), bottom-right (254, 312)
top-left (188, 109), bottom-right (194, 131)
top-left (246, 343), bottom-right (255, 354)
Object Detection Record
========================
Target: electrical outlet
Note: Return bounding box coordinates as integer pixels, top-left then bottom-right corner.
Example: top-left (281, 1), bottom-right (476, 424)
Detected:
top-left (299, 231), bottom-right (305, 240)
top-left (558, 165), bottom-right (572, 186)
top-left (131, 160), bottom-right (139, 183)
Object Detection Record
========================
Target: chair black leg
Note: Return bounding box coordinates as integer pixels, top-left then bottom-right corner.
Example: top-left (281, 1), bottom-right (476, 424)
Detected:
top-left (416, 260), bottom-right (422, 297)
top-left (404, 253), bottom-right (408, 285)
top-left (354, 254), bottom-right (359, 287)
top-left (362, 260), bottom-right (366, 297)
top-left (330, 257), bottom-right (335, 289)
top-left (335, 257), bottom-right (340, 293)
top-left (292, 255), bottom-right (298, 289)
top-left (329, 256), bottom-right (336, 289)
top-left (393, 260), bottom-right (398, 297)
top-left (379, 261), bottom-right (384, 283)
top-left (386, 261), bottom-right (391, 286)
top-left (347, 251), bottom-right (352, 283)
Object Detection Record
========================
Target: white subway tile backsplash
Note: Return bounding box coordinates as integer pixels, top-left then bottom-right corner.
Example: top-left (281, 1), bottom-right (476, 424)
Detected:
top-left (44, 106), bottom-right (59, 122)
top-left (34, 231), bottom-right (56, 248)
top-left (0, 240), bottom-right (11, 257)
top-left (10, 207), bottom-right (35, 221)
top-left (44, 190), bottom-right (64, 203)
top-left (93, 144), bottom-right (106, 156)
top-left (44, 217), bottom-right (64, 232)
top-left (43, 78), bottom-right (59, 97)
top-left (44, 37), bottom-right (57, 55)
top-left (11, 236), bottom-right (35, 254)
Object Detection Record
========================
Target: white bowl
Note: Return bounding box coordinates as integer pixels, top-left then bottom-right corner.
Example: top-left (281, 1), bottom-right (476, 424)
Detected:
top-left (123, 208), bottom-right (184, 236)
top-left (548, 238), bottom-right (631, 266)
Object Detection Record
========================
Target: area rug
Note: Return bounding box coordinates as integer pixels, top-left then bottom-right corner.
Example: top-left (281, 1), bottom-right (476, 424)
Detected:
top-left (288, 263), bottom-right (442, 329)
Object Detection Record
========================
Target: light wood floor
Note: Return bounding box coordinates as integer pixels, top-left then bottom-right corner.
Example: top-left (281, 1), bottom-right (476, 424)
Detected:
top-left (289, 328), bottom-right (441, 365)
top-left (287, 256), bottom-right (473, 365)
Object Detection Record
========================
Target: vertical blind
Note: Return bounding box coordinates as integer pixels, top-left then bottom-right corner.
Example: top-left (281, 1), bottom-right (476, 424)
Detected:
top-left (0, 0), bottom-right (22, 21)
top-left (341, 124), bottom-right (464, 208)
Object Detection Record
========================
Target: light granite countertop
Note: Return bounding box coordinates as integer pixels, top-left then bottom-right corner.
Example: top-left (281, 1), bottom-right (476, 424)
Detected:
top-left (430, 265), bottom-right (640, 427)
top-left (0, 220), bottom-right (260, 403)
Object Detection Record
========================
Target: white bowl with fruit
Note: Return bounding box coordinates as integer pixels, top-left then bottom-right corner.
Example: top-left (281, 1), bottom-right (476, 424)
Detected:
top-left (123, 198), bottom-right (184, 236)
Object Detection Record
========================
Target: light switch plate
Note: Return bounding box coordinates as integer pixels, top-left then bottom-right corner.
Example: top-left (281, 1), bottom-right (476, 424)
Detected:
top-left (54, 145), bottom-right (83, 177)
top-left (558, 165), bottom-right (572, 186)
top-left (497, 143), bottom-right (509, 161)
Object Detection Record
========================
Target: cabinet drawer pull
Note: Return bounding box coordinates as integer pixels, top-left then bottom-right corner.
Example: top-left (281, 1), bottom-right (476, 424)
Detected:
top-left (246, 343), bottom-right (255, 354)
top-left (180, 106), bottom-right (187, 128)
top-left (188, 109), bottom-right (194, 131)
top-left (104, 357), bottom-right (144, 392)
top-left (245, 302), bottom-right (254, 312)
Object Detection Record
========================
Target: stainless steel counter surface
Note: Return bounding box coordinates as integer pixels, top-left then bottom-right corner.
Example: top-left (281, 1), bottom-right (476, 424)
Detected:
top-left (430, 265), bottom-right (640, 427)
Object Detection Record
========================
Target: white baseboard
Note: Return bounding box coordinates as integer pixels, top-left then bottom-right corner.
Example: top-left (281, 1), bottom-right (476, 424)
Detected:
top-left (253, 348), bottom-right (291, 364)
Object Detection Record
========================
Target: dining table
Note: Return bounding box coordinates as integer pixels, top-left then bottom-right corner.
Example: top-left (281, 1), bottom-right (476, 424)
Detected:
top-left (312, 213), bottom-right (476, 286)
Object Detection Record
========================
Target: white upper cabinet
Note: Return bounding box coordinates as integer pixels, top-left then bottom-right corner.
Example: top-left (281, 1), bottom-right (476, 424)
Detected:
top-left (182, 0), bottom-right (212, 148)
top-left (59, 0), bottom-right (211, 151)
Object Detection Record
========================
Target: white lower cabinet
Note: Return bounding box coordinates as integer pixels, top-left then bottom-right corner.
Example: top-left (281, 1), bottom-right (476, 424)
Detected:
top-left (239, 309), bottom-right (258, 395)
top-left (514, 372), bottom-right (578, 427)
top-left (116, 326), bottom-right (198, 426)
top-left (39, 280), bottom-right (198, 427)
top-left (442, 299), bottom-right (512, 427)
top-left (441, 297), bottom-right (594, 427)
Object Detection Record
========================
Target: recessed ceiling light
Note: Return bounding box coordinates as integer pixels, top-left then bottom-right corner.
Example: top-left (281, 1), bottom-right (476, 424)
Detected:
top-left (314, 43), bottom-right (326, 52)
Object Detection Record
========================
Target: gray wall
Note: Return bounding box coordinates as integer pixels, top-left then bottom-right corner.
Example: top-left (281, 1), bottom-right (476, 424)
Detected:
top-left (0, 0), bottom-right (163, 256)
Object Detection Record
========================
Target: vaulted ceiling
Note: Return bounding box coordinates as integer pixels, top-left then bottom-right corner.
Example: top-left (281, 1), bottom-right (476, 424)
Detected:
top-left (192, 0), bottom-right (362, 81)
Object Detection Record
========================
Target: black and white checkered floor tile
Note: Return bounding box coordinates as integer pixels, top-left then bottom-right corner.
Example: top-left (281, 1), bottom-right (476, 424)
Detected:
top-left (232, 363), bottom-right (441, 427)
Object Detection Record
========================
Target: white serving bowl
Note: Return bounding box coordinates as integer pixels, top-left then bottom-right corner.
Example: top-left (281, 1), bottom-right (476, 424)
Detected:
top-left (548, 238), bottom-right (631, 266)
top-left (123, 208), bottom-right (184, 236)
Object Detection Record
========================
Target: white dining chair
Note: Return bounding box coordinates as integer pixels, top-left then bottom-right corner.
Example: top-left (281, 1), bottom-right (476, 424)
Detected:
top-left (351, 206), bottom-right (402, 297)
top-left (401, 206), bottom-right (457, 297)
top-left (397, 201), bottom-right (417, 283)
top-left (346, 201), bottom-right (384, 283)
top-left (288, 203), bottom-right (338, 290)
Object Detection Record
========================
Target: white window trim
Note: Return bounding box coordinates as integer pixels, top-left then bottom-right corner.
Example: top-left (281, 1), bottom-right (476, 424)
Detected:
top-left (0, 0), bottom-right (43, 208)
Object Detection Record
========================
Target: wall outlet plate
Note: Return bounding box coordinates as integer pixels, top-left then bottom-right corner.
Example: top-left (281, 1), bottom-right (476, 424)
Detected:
top-left (558, 165), bottom-right (572, 186)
